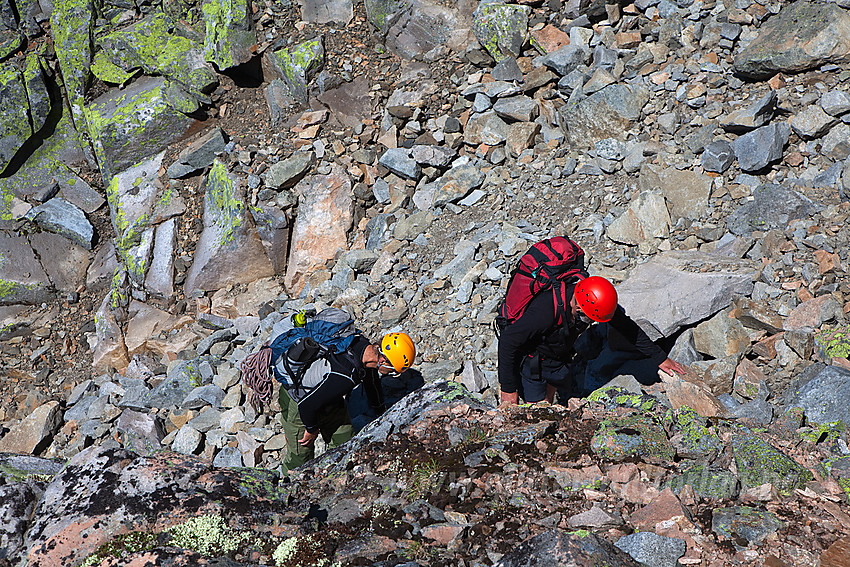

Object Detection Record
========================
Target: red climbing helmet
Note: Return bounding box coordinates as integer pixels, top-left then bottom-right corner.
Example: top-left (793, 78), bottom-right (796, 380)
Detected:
top-left (574, 276), bottom-right (618, 322)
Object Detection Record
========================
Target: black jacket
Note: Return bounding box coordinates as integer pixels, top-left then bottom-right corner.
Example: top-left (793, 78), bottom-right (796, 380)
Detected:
top-left (289, 335), bottom-right (385, 432)
top-left (497, 284), bottom-right (668, 394)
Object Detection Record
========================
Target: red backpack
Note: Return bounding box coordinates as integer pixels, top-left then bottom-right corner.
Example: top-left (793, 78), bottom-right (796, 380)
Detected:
top-left (495, 236), bottom-right (587, 332)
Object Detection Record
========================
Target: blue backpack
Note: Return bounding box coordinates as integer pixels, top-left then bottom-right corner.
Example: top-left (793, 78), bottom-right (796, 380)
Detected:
top-left (241, 308), bottom-right (358, 409)
top-left (269, 317), bottom-right (357, 387)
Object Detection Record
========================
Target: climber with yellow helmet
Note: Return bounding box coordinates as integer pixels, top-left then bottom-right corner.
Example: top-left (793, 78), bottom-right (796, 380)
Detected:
top-left (275, 321), bottom-right (416, 473)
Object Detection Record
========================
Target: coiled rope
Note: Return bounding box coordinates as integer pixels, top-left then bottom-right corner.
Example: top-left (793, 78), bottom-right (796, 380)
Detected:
top-left (240, 345), bottom-right (273, 412)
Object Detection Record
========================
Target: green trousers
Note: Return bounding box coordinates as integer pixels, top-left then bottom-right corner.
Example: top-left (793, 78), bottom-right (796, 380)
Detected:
top-left (278, 388), bottom-right (353, 474)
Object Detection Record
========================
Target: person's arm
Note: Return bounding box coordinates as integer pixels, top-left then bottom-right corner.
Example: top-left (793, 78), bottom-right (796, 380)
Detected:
top-left (497, 293), bottom-right (558, 399)
top-left (362, 367), bottom-right (386, 415)
top-left (607, 306), bottom-right (686, 375)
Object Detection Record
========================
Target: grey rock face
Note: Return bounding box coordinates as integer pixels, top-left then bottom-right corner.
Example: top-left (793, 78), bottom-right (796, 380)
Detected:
top-left (166, 127), bottom-right (227, 178)
top-left (299, 0), bottom-right (353, 24)
top-left (265, 152), bottom-right (314, 189)
top-left (730, 122), bottom-right (790, 172)
top-left (618, 251), bottom-right (759, 338)
top-left (495, 529), bottom-right (641, 567)
top-left (0, 232), bottom-right (54, 305)
top-left (559, 83), bottom-right (649, 147)
top-left (538, 44), bottom-right (589, 76)
top-left (719, 91), bottom-right (776, 132)
top-left (701, 139), bottom-right (734, 173)
top-left (379, 147), bottom-right (421, 180)
top-left (787, 365), bottom-right (850, 426)
top-left (733, 1), bottom-right (850, 79)
top-left (26, 197), bottom-right (94, 250)
top-left (615, 532), bottom-right (687, 567)
top-left (726, 184), bottom-right (812, 236)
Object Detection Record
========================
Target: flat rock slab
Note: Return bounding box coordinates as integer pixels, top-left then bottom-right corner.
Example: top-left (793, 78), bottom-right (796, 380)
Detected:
top-left (26, 197), bottom-right (94, 249)
top-left (494, 529), bottom-right (641, 566)
top-left (733, 1), bottom-right (850, 79)
top-left (617, 250), bottom-right (759, 338)
top-left (0, 232), bottom-right (54, 305)
top-left (28, 231), bottom-right (91, 293)
top-left (299, 0), bottom-right (353, 24)
top-left (85, 76), bottom-right (196, 180)
top-left (727, 183), bottom-right (813, 236)
top-left (559, 83), bottom-right (649, 147)
top-left (787, 365), bottom-right (850, 426)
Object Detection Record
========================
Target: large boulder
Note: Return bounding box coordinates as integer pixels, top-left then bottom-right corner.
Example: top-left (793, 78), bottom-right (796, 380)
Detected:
top-left (96, 13), bottom-right (218, 96)
top-left (559, 83), bottom-right (650, 147)
top-left (202, 0), bottom-right (257, 71)
top-left (733, 1), bottom-right (850, 79)
top-left (786, 365), bottom-right (850, 426)
top-left (0, 113), bottom-right (93, 214)
top-left (0, 232), bottom-right (54, 305)
top-left (19, 445), bottom-right (289, 567)
top-left (263, 37), bottom-right (324, 104)
top-left (726, 183), bottom-right (813, 236)
top-left (185, 160), bottom-right (274, 295)
top-left (366, 0), bottom-right (472, 59)
top-left (617, 251), bottom-right (760, 339)
top-left (284, 163), bottom-right (353, 295)
top-left (29, 232), bottom-right (91, 294)
top-left (0, 54), bottom-right (50, 175)
top-left (50, 0), bottom-right (95, 125)
top-left (638, 165), bottom-right (712, 221)
top-left (85, 76), bottom-right (197, 180)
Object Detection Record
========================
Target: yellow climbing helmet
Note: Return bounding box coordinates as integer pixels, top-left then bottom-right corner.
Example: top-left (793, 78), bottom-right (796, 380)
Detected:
top-left (380, 332), bottom-right (416, 373)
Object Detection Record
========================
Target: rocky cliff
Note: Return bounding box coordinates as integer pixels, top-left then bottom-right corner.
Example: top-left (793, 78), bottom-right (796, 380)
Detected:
top-left (1, 0), bottom-right (850, 564)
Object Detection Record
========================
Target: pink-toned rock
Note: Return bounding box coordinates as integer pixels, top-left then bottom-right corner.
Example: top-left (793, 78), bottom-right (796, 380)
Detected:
top-left (284, 163), bottom-right (353, 295)
top-left (211, 277), bottom-right (285, 318)
top-left (124, 301), bottom-right (191, 358)
top-left (734, 358), bottom-right (768, 400)
top-left (658, 370), bottom-right (733, 418)
top-left (784, 295), bottom-right (843, 330)
top-left (607, 463), bottom-right (640, 484)
top-left (629, 488), bottom-right (697, 533)
top-left (619, 478), bottom-right (660, 505)
top-left (184, 160), bottom-right (275, 296)
top-left (506, 122), bottom-right (541, 157)
top-left (546, 465), bottom-right (605, 491)
top-left (421, 523), bottom-right (466, 545)
top-left (90, 293), bottom-right (129, 373)
top-left (0, 401), bottom-right (61, 454)
top-left (530, 24), bottom-right (570, 53)
top-left (814, 250), bottom-right (840, 274)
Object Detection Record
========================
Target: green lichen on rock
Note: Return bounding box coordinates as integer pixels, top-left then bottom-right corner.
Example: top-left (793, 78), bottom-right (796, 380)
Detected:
top-left (84, 76), bottom-right (190, 179)
top-left (268, 37), bottom-right (324, 102)
top-left (163, 79), bottom-right (201, 114)
top-left (815, 326), bottom-right (850, 359)
top-left (587, 386), bottom-right (659, 412)
top-left (1, 185), bottom-right (12, 220)
top-left (168, 514), bottom-right (249, 556)
top-left (666, 464), bottom-right (739, 499)
top-left (591, 411), bottom-right (674, 463)
top-left (235, 468), bottom-right (291, 501)
top-left (97, 12), bottom-right (217, 95)
top-left (202, 0), bottom-right (256, 71)
top-left (0, 62), bottom-right (34, 172)
top-left (206, 159), bottom-right (243, 246)
top-left (364, 0), bottom-right (409, 33)
top-left (471, 2), bottom-right (530, 62)
top-left (669, 407), bottom-right (723, 459)
top-left (798, 420), bottom-right (845, 448)
top-left (732, 427), bottom-right (814, 494)
top-left (91, 50), bottom-right (136, 84)
top-left (81, 515), bottom-right (249, 565)
top-left (50, 0), bottom-right (95, 126)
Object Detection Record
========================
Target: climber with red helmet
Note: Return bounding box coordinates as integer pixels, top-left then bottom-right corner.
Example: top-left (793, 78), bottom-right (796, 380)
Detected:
top-left (497, 243), bottom-right (686, 405)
